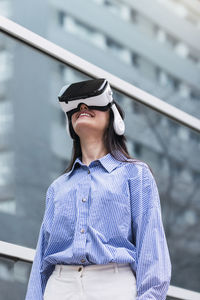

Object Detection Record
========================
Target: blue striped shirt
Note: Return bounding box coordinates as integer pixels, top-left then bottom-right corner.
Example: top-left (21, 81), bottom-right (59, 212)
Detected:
top-left (25, 152), bottom-right (171, 300)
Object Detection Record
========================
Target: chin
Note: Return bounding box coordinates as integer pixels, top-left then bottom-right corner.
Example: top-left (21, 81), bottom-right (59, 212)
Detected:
top-left (76, 127), bottom-right (102, 137)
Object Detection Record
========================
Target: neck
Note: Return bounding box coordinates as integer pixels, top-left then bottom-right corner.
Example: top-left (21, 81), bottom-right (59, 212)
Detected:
top-left (80, 136), bottom-right (108, 166)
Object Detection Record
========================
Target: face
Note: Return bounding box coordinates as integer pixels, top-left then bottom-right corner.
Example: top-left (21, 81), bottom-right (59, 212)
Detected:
top-left (71, 103), bottom-right (110, 138)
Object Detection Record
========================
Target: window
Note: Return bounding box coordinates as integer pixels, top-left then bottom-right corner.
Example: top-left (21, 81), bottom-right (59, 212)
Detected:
top-left (174, 42), bottom-right (189, 58)
top-left (59, 13), bottom-right (106, 50)
top-left (0, 50), bottom-right (13, 82)
top-left (58, 10), bottom-right (66, 27)
top-left (0, 0), bottom-right (11, 17)
top-left (106, 37), bottom-right (131, 64)
top-left (134, 142), bottom-right (142, 156)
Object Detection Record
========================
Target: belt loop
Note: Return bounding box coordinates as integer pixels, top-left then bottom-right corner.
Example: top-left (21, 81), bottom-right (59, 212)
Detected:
top-left (114, 263), bottom-right (119, 273)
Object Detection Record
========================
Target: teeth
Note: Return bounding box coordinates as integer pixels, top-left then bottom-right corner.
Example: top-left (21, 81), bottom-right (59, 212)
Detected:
top-left (79, 113), bottom-right (91, 117)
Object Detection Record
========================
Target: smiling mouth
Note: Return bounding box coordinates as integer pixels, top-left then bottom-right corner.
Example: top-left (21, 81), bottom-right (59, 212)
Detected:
top-left (78, 113), bottom-right (93, 118)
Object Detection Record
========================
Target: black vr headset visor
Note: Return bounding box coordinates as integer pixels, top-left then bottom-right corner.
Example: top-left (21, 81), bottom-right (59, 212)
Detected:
top-left (58, 78), bottom-right (125, 137)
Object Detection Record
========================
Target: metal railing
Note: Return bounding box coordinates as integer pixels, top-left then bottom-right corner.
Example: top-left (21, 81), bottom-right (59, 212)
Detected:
top-left (0, 241), bottom-right (200, 300)
top-left (0, 15), bottom-right (200, 133)
top-left (0, 15), bottom-right (200, 300)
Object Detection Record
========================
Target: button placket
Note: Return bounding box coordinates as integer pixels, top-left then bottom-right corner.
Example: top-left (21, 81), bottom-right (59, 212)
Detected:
top-left (75, 182), bottom-right (90, 263)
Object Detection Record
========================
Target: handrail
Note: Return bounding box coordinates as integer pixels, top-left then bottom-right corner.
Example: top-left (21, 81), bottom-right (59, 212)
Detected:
top-left (0, 15), bottom-right (199, 133)
top-left (0, 240), bottom-right (34, 263)
top-left (0, 241), bottom-right (200, 300)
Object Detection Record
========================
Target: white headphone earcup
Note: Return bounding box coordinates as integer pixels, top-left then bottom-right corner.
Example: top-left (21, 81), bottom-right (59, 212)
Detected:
top-left (111, 103), bottom-right (125, 135)
top-left (114, 118), bottom-right (125, 135)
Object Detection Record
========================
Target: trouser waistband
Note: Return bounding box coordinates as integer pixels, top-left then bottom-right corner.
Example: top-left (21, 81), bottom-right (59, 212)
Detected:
top-left (54, 262), bottom-right (130, 274)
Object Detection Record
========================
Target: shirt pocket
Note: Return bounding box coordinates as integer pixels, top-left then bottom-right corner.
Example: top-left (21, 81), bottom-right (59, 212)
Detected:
top-left (90, 190), bottom-right (131, 238)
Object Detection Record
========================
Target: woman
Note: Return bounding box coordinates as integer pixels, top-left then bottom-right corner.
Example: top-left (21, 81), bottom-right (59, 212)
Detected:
top-left (25, 78), bottom-right (171, 300)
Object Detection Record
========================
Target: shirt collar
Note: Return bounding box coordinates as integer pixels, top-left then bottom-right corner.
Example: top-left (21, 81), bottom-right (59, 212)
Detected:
top-left (65, 150), bottom-right (126, 177)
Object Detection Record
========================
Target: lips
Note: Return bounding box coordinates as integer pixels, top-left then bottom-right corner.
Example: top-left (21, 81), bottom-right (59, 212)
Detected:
top-left (77, 110), bottom-right (94, 119)
top-left (79, 113), bottom-right (92, 118)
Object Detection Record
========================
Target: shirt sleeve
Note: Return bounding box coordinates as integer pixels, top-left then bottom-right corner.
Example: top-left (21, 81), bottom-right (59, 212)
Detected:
top-left (25, 185), bottom-right (55, 300)
top-left (129, 165), bottom-right (171, 300)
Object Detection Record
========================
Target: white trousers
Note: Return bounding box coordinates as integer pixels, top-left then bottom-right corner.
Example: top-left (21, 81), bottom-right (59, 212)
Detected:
top-left (43, 262), bottom-right (137, 300)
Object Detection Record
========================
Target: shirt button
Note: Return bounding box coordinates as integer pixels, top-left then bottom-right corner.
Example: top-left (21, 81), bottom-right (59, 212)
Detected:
top-left (82, 198), bottom-right (87, 202)
top-left (80, 228), bottom-right (85, 233)
top-left (87, 169), bottom-right (90, 174)
top-left (81, 259), bottom-right (86, 263)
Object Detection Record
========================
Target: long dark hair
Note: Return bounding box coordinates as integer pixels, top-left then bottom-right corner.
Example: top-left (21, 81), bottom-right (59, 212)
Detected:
top-left (62, 100), bottom-right (153, 174)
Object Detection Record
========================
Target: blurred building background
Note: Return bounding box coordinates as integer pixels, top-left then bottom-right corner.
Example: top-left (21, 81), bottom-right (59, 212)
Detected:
top-left (0, 0), bottom-right (200, 299)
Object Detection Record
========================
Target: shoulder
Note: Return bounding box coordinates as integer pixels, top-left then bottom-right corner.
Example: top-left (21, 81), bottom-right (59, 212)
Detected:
top-left (120, 158), bottom-right (152, 180)
top-left (46, 172), bottom-right (68, 194)
top-left (123, 160), bottom-right (160, 214)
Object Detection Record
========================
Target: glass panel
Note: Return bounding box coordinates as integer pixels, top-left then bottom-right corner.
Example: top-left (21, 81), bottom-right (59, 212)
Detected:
top-left (0, 32), bottom-right (200, 296)
top-left (0, 32), bottom-right (90, 249)
top-left (112, 89), bottom-right (200, 293)
top-left (2, 0), bottom-right (199, 119)
top-left (0, 257), bottom-right (32, 300)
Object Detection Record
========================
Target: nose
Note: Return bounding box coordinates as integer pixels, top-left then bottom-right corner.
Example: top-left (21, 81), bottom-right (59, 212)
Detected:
top-left (80, 103), bottom-right (88, 111)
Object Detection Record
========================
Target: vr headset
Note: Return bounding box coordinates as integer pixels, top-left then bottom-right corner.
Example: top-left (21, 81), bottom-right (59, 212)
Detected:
top-left (58, 78), bottom-right (125, 138)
